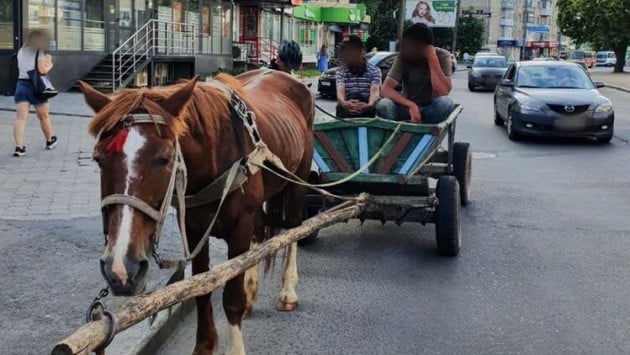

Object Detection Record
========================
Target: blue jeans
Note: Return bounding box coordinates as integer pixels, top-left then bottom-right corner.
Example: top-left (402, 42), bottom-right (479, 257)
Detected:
top-left (14, 79), bottom-right (48, 106)
top-left (376, 96), bottom-right (454, 124)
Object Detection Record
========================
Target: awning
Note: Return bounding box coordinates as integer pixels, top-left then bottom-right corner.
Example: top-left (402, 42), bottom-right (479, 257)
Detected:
top-left (328, 24), bottom-right (343, 32)
top-left (293, 3), bottom-right (367, 24)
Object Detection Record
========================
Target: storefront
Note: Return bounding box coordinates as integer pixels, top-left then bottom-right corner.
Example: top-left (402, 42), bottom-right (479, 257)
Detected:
top-left (526, 40), bottom-right (558, 58)
top-left (292, 3), bottom-right (368, 63)
top-left (0, 0), bottom-right (233, 93)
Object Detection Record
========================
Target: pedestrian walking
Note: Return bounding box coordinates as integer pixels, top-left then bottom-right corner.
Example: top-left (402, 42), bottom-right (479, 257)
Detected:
top-left (13, 30), bottom-right (57, 157)
top-left (316, 45), bottom-right (329, 73)
top-left (463, 52), bottom-right (469, 63)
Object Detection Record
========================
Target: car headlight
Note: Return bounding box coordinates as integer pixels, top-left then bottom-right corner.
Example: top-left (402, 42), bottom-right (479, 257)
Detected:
top-left (472, 71), bottom-right (481, 78)
top-left (517, 97), bottom-right (545, 112)
top-left (595, 99), bottom-right (613, 113)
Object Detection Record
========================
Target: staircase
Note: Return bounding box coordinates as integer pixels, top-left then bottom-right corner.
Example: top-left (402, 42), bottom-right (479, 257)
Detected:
top-left (75, 20), bottom-right (195, 92)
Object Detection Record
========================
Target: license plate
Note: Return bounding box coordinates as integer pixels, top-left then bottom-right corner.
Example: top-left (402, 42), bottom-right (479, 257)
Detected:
top-left (320, 82), bottom-right (331, 86)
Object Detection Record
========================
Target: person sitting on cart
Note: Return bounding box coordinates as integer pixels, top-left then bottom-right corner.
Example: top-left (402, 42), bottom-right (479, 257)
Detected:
top-left (335, 35), bottom-right (381, 118)
top-left (376, 23), bottom-right (454, 124)
top-left (269, 40), bottom-right (303, 74)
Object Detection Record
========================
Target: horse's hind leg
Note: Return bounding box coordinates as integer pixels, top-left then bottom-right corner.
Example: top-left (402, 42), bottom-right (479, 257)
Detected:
top-left (224, 212), bottom-right (255, 355)
top-left (243, 209), bottom-right (264, 318)
top-left (276, 159), bottom-right (310, 311)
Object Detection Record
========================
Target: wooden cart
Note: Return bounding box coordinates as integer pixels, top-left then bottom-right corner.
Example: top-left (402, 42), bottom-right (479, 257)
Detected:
top-left (303, 105), bottom-right (470, 256)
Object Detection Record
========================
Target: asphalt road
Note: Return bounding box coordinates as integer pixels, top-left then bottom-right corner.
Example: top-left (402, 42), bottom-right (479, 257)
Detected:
top-left (158, 71), bottom-right (630, 354)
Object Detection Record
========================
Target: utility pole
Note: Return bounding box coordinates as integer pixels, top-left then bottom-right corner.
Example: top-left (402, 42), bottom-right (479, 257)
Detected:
top-left (520, 0), bottom-right (528, 60)
top-left (451, 0), bottom-right (461, 52)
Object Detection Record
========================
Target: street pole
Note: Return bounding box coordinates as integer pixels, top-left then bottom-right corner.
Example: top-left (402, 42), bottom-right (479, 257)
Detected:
top-left (398, 0), bottom-right (405, 41)
top-left (520, 0), bottom-right (528, 60)
top-left (451, 0), bottom-right (461, 53)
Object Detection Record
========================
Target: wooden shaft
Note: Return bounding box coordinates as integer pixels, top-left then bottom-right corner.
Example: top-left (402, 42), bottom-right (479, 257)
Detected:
top-left (51, 195), bottom-right (368, 355)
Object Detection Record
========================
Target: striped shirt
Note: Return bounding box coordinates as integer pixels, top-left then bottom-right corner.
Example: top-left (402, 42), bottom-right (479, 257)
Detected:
top-left (336, 62), bottom-right (381, 102)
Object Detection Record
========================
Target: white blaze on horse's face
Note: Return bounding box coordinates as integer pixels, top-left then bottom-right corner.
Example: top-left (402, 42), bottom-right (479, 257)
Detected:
top-left (110, 128), bottom-right (147, 285)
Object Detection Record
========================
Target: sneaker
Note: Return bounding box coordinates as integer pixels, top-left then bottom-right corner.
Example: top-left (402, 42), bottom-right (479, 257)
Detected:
top-left (46, 136), bottom-right (58, 150)
top-left (13, 146), bottom-right (26, 157)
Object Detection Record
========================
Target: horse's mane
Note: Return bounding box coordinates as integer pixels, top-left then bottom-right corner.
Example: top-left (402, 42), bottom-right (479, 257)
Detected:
top-left (87, 74), bottom-right (245, 138)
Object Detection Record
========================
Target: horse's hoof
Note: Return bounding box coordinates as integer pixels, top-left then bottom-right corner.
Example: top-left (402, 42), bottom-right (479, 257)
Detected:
top-left (242, 307), bottom-right (253, 319)
top-left (276, 300), bottom-right (298, 311)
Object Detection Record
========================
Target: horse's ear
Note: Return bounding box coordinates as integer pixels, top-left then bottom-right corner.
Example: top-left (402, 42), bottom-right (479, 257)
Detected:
top-left (78, 81), bottom-right (111, 113)
top-left (161, 76), bottom-right (198, 118)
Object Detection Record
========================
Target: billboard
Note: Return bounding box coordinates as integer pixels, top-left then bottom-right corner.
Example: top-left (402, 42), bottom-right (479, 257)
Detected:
top-left (405, 1), bottom-right (456, 28)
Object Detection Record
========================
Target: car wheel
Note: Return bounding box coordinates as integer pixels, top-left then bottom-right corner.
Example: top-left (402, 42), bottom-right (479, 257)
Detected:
top-left (507, 109), bottom-right (520, 141)
top-left (434, 176), bottom-right (461, 257)
top-left (468, 82), bottom-right (476, 92)
top-left (452, 142), bottom-right (472, 206)
top-left (494, 105), bottom-right (504, 126)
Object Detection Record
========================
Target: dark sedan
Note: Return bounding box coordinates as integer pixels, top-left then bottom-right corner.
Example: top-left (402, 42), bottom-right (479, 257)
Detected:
top-left (317, 51), bottom-right (397, 99)
top-left (494, 61), bottom-right (614, 143)
top-left (468, 55), bottom-right (508, 91)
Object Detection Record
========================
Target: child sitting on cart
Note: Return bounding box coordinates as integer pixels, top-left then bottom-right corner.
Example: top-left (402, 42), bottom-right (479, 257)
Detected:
top-left (335, 35), bottom-right (381, 118)
top-left (376, 23), bottom-right (455, 124)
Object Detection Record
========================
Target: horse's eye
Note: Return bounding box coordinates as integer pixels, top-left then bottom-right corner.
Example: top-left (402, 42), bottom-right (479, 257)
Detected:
top-left (154, 156), bottom-right (171, 167)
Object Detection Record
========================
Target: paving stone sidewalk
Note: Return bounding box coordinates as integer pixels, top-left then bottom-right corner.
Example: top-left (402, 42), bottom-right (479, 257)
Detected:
top-left (591, 72), bottom-right (630, 92)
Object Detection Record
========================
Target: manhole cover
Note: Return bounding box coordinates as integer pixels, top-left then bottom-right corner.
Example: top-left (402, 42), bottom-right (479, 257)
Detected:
top-left (472, 152), bottom-right (497, 159)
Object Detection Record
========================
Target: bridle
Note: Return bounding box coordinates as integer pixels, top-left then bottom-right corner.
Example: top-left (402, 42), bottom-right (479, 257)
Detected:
top-left (99, 113), bottom-right (190, 266)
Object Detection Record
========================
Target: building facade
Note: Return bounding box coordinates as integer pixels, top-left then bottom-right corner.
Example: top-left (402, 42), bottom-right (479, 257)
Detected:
top-left (0, 0), bottom-right (235, 93)
top-left (459, 0), bottom-right (564, 60)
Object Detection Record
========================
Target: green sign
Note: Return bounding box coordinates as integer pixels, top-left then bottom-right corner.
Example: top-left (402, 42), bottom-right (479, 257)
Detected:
top-left (293, 4), bottom-right (366, 24)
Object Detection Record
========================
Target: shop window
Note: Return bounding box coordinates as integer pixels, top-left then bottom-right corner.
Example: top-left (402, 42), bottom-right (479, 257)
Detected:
top-left (84, 0), bottom-right (105, 51)
top-left (0, 0), bottom-right (12, 49)
top-left (27, 0), bottom-right (56, 47)
top-left (211, 0), bottom-right (221, 53)
top-left (57, 0), bottom-right (82, 50)
top-left (221, 5), bottom-right (231, 54)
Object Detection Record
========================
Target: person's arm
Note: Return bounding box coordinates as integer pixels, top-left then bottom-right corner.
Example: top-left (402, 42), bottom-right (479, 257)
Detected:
top-left (426, 47), bottom-right (452, 97)
top-left (380, 57), bottom-right (414, 107)
top-left (336, 67), bottom-right (360, 113)
top-left (365, 66), bottom-right (381, 109)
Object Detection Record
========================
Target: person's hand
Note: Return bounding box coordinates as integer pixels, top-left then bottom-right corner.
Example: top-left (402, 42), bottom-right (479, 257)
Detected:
top-left (408, 104), bottom-right (421, 123)
top-left (343, 100), bottom-right (362, 114)
top-left (44, 54), bottom-right (52, 63)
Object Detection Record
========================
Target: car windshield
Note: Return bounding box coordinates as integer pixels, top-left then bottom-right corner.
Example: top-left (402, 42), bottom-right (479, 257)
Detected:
top-left (367, 53), bottom-right (390, 65)
top-left (596, 53), bottom-right (607, 59)
top-left (516, 66), bottom-right (594, 89)
top-left (569, 52), bottom-right (584, 59)
top-left (473, 57), bottom-right (507, 68)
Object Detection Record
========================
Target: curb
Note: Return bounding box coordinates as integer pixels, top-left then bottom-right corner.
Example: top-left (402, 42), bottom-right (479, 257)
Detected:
top-left (129, 299), bottom-right (195, 355)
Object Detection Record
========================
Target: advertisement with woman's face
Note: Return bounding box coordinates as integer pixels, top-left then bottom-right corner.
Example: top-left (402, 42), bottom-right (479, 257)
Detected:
top-left (406, 0), bottom-right (456, 28)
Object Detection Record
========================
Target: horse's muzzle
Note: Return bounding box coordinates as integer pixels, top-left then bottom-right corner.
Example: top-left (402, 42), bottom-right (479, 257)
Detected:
top-left (100, 256), bottom-right (149, 296)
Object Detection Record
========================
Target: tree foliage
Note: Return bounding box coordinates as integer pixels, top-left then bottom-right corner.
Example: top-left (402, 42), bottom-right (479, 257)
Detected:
top-left (454, 17), bottom-right (485, 55)
top-left (557, 0), bottom-right (630, 72)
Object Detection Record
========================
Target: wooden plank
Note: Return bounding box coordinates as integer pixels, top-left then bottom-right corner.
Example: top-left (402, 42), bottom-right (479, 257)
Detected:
top-left (51, 197), bottom-right (369, 355)
top-left (312, 149), bottom-right (331, 173)
top-left (376, 132), bottom-right (413, 174)
top-left (322, 172), bottom-right (427, 185)
top-left (367, 126), bottom-right (387, 170)
top-left (358, 127), bottom-right (369, 173)
top-left (315, 131), bottom-right (352, 173)
top-left (397, 135), bottom-right (434, 174)
top-left (340, 127), bottom-right (359, 170)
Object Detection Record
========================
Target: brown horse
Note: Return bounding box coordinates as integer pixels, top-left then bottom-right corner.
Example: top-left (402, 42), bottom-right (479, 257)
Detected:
top-left (79, 69), bottom-right (314, 354)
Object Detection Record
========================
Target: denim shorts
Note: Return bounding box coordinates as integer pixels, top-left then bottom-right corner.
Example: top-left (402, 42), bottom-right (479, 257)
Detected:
top-left (14, 79), bottom-right (48, 106)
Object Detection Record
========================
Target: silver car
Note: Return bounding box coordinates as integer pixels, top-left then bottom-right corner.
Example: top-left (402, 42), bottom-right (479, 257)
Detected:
top-left (467, 55), bottom-right (508, 91)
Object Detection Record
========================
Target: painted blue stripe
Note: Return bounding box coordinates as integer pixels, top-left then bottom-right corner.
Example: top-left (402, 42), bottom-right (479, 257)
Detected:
top-left (358, 127), bottom-right (369, 174)
top-left (312, 149), bottom-right (331, 173)
top-left (397, 135), bottom-right (433, 174)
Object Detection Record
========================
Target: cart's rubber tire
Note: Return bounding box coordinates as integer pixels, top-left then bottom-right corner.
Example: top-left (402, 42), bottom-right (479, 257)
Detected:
top-left (468, 83), bottom-right (476, 92)
top-left (298, 206), bottom-right (320, 246)
top-left (452, 142), bottom-right (472, 206)
top-left (435, 176), bottom-right (461, 257)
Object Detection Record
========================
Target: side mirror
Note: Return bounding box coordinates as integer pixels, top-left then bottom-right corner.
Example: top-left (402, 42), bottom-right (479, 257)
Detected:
top-left (500, 79), bottom-right (513, 87)
top-left (594, 81), bottom-right (605, 88)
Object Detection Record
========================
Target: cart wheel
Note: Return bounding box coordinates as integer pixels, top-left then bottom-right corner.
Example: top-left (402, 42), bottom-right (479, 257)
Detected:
top-left (452, 142), bottom-right (472, 206)
top-left (298, 206), bottom-right (320, 246)
top-left (435, 176), bottom-right (461, 257)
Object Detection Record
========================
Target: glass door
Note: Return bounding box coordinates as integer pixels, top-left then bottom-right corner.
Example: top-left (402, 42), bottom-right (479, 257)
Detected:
top-left (0, 0), bottom-right (16, 49)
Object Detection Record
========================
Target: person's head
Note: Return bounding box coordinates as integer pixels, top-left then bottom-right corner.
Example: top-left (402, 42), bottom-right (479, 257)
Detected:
top-left (24, 30), bottom-right (49, 50)
top-left (401, 23), bottom-right (434, 64)
top-left (276, 40), bottom-right (303, 73)
top-left (339, 35), bottom-right (364, 67)
top-left (319, 45), bottom-right (327, 54)
top-left (412, 1), bottom-right (432, 20)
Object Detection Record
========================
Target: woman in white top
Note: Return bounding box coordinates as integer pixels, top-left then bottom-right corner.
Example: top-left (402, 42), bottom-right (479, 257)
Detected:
top-left (13, 30), bottom-right (57, 157)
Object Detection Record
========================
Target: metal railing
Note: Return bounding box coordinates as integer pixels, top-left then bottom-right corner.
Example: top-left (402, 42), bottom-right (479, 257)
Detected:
top-left (112, 19), bottom-right (195, 91)
top-left (233, 36), bottom-right (277, 66)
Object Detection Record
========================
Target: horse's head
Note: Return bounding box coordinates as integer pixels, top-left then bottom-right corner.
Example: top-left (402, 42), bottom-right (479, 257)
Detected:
top-left (79, 79), bottom-right (197, 296)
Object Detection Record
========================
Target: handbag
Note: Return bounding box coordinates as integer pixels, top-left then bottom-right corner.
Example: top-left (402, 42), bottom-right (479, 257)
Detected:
top-left (27, 50), bottom-right (58, 99)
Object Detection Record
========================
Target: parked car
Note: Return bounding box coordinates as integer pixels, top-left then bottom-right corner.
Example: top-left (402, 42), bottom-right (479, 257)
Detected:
top-left (494, 61), bottom-right (614, 143)
top-left (317, 51), bottom-right (397, 99)
top-left (467, 55), bottom-right (508, 91)
top-left (596, 51), bottom-right (617, 67)
top-left (575, 61), bottom-right (592, 76)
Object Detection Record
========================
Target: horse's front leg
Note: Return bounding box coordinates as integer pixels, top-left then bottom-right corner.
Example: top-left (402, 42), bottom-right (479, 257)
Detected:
top-left (190, 235), bottom-right (218, 355)
top-left (224, 212), bottom-right (255, 355)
